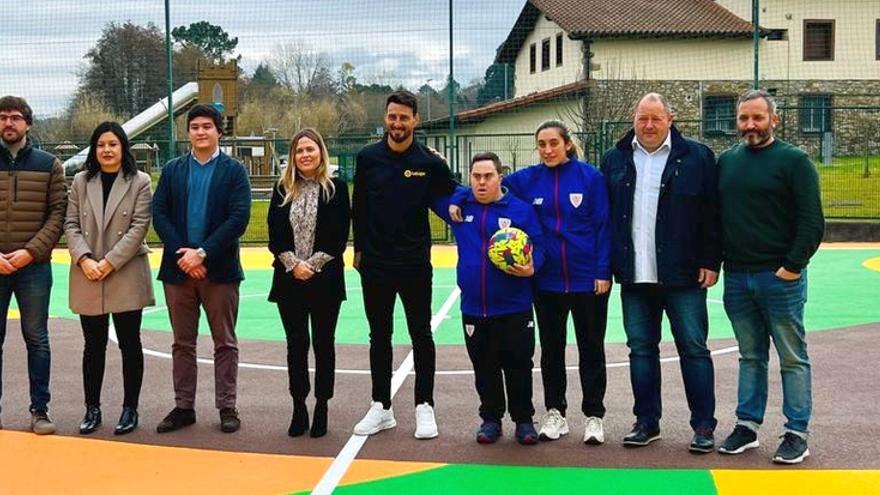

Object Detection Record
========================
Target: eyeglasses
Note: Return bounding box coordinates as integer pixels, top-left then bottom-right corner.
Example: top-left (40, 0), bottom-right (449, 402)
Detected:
top-left (0, 114), bottom-right (26, 124)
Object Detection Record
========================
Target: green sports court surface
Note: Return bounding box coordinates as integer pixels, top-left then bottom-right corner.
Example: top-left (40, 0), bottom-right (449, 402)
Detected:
top-left (38, 248), bottom-right (880, 345)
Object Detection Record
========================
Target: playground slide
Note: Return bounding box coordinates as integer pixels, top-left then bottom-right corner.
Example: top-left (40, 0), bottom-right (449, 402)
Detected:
top-left (63, 81), bottom-right (199, 174)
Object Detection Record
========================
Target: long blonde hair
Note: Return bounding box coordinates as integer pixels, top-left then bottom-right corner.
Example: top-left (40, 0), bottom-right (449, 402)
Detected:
top-left (278, 128), bottom-right (336, 205)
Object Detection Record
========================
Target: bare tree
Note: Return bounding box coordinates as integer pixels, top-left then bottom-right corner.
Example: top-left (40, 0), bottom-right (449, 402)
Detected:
top-left (68, 94), bottom-right (124, 141)
top-left (560, 56), bottom-right (647, 152)
top-left (270, 40), bottom-right (330, 96)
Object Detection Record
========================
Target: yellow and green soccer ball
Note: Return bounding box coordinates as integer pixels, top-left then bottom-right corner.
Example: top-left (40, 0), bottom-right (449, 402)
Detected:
top-left (488, 227), bottom-right (532, 271)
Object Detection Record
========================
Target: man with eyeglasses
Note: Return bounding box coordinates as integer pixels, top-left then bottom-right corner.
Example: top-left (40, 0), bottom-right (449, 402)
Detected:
top-left (0, 95), bottom-right (67, 434)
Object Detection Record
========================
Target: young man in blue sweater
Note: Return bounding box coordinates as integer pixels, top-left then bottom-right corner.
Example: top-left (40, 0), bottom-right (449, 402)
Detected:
top-left (434, 152), bottom-right (545, 445)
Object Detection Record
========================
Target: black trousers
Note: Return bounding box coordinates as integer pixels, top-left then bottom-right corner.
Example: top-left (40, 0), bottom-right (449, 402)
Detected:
top-left (277, 298), bottom-right (341, 402)
top-left (533, 290), bottom-right (609, 417)
top-left (80, 310), bottom-right (144, 408)
top-left (360, 266), bottom-right (435, 408)
top-left (463, 311), bottom-right (535, 423)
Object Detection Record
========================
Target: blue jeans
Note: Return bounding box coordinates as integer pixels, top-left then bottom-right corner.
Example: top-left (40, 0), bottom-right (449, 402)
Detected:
top-left (0, 261), bottom-right (53, 413)
top-left (723, 270), bottom-right (811, 434)
top-left (621, 284), bottom-right (716, 431)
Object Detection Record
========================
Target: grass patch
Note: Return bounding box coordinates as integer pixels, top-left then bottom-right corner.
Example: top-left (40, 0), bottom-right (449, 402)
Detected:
top-left (818, 156), bottom-right (880, 219)
top-left (144, 200), bottom-right (270, 245)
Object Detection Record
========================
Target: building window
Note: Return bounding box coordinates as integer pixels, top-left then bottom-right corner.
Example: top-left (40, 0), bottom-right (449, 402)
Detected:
top-left (803, 20), bottom-right (834, 61)
top-left (541, 38), bottom-right (551, 71)
top-left (800, 95), bottom-right (832, 134)
top-left (529, 43), bottom-right (536, 73)
top-left (766, 29), bottom-right (787, 41)
top-left (702, 95), bottom-right (736, 136)
top-left (556, 33), bottom-right (564, 66)
top-left (876, 20), bottom-right (879, 60)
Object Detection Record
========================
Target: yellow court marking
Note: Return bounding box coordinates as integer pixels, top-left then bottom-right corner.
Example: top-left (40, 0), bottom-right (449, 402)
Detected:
top-left (0, 430), bottom-right (444, 495)
top-left (51, 245), bottom-right (461, 270)
top-left (8, 309), bottom-right (20, 319)
top-left (713, 469), bottom-right (880, 495)
top-left (863, 257), bottom-right (880, 272)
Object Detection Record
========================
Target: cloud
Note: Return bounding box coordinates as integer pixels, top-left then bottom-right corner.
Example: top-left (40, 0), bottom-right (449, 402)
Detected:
top-left (9, 0), bottom-right (525, 115)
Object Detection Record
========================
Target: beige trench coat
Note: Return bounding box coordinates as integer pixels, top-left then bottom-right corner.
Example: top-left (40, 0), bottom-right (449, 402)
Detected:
top-left (65, 170), bottom-right (155, 315)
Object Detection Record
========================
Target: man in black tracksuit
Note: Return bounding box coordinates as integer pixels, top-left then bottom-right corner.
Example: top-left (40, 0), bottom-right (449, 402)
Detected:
top-left (351, 90), bottom-right (458, 439)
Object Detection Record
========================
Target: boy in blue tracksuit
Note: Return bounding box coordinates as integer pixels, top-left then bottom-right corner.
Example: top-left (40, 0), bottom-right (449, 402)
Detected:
top-left (434, 152), bottom-right (545, 445)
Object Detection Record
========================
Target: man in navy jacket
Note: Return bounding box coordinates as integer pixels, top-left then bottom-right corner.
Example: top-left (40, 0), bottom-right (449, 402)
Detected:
top-left (601, 93), bottom-right (721, 453)
top-left (151, 104), bottom-right (251, 434)
top-left (434, 152), bottom-right (545, 445)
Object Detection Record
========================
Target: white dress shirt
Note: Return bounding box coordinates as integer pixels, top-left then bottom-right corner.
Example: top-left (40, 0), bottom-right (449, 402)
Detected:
top-left (631, 132), bottom-right (672, 284)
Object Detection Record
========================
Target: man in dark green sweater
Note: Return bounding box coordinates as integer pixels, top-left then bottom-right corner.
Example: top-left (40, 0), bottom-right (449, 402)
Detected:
top-left (716, 89), bottom-right (824, 465)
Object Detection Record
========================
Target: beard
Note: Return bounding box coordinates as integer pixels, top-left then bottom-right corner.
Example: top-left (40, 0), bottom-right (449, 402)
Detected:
top-left (740, 127), bottom-right (774, 148)
top-left (1, 128), bottom-right (26, 146)
top-left (388, 127), bottom-right (412, 144)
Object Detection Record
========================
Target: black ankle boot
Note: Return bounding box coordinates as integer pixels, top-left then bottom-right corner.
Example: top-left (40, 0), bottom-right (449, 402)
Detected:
top-left (310, 401), bottom-right (328, 438)
top-left (288, 401), bottom-right (309, 437)
top-left (79, 405), bottom-right (102, 435)
top-left (115, 407), bottom-right (139, 435)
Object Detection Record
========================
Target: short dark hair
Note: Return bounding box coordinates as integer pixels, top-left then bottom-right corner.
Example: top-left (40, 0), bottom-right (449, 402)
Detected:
top-left (0, 95), bottom-right (34, 125)
top-left (386, 90), bottom-right (418, 115)
top-left (187, 103), bottom-right (223, 133)
top-left (471, 152), bottom-right (503, 174)
top-left (84, 121), bottom-right (138, 180)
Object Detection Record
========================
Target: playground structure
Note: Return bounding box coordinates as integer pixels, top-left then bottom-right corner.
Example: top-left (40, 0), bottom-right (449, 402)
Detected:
top-left (61, 61), bottom-right (285, 178)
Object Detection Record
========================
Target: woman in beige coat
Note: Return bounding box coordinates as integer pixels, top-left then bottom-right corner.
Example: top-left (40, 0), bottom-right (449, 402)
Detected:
top-left (65, 121), bottom-right (155, 435)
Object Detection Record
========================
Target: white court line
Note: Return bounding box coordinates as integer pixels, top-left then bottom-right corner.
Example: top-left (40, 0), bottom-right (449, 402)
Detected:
top-left (310, 286), bottom-right (461, 495)
top-left (112, 292), bottom-right (739, 374)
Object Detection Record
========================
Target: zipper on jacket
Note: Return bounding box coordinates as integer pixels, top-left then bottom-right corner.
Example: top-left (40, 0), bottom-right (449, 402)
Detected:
top-left (554, 169), bottom-right (570, 292)
top-left (481, 205), bottom-right (489, 317)
top-left (10, 155), bottom-right (18, 202)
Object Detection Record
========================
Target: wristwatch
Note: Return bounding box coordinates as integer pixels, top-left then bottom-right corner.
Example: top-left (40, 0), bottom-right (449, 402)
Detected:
top-left (196, 248), bottom-right (207, 259)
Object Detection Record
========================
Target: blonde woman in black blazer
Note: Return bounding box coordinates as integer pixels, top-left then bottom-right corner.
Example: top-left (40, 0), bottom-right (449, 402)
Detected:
top-left (267, 128), bottom-right (350, 438)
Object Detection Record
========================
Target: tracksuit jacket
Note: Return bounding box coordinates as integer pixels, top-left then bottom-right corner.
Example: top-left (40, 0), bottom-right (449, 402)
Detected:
top-left (456, 159), bottom-right (611, 293)
top-left (435, 189), bottom-right (545, 318)
top-left (351, 137), bottom-right (458, 273)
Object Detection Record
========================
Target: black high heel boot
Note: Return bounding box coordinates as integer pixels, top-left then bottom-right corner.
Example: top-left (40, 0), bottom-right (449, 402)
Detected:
top-left (115, 407), bottom-right (139, 435)
top-left (288, 400), bottom-right (309, 437)
top-left (79, 405), bottom-right (102, 434)
top-left (310, 401), bottom-right (328, 438)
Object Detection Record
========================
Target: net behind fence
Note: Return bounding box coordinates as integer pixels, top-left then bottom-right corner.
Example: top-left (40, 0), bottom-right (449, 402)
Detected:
top-left (7, 0), bottom-right (879, 246)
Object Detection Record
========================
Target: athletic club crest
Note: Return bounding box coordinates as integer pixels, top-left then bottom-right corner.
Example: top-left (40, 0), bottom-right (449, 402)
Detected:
top-left (569, 193), bottom-right (583, 208)
top-left (465, 324), bottom-right (475, 337)
top-left (498, 217), bottom-right (512, 229)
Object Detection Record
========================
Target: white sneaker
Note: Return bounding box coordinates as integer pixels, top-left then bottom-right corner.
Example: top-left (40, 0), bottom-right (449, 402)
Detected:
top-left (583, 416), bottom-right (605, 445)
top-left (538, 408), bottom-right (569, 441)
top-left (414, 403), bottom-right (439, 439)
top-left (353, 402), bottom-right (396, 436)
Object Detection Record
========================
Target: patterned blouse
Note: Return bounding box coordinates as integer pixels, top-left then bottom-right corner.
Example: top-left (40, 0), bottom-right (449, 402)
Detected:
top-left (279, 177), bottom-right (333, 273)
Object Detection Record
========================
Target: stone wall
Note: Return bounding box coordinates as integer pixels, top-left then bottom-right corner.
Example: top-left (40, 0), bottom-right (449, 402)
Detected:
top-left (588, 79), bottom-right (880, 158)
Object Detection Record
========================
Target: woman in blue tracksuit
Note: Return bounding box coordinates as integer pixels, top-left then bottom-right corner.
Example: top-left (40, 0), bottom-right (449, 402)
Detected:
top-left (435, 152), bottom-right (545, 445)
top-left (452, 121), bottom-right (611, 445)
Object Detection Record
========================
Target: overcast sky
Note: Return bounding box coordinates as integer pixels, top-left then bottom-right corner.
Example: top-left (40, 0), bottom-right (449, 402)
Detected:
top-left (5, 0), bottom-right (525, 117)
